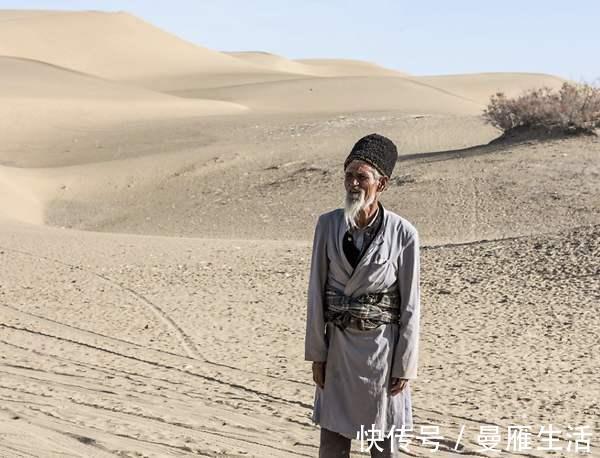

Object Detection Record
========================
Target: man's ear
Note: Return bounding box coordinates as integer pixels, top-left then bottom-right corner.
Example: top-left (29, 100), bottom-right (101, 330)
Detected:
top-left (378, 176), bottom-right (389, 192)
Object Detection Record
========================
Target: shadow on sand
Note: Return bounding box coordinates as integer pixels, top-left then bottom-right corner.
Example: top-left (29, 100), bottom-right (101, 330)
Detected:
top-left (399, 126), bottom-right (597, 164)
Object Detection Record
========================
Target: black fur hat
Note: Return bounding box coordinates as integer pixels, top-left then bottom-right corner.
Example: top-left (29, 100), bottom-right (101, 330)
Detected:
top-left (343, 133), bottom-right (398, 178)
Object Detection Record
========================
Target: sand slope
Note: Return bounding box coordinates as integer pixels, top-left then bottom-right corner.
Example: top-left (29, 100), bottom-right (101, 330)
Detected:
top-left (0, 56), bottom-right (247, 166)
top-left (226, 51), bottom-right (322, 76)
top-left (176, 76), bottom-right (483, 114)
top-left (0, 166), bottom-right (48, 224)
top-left (229, 52), bottom-right (408, 77)
top-left (138, 54), bottom-right (410, 92)
top-left (1, 214), bottom-right (598, 457)
top-left (416, 72), bottom-right (567, 104)
top-left (0, 56), bottom-right (243, 105)
top-left (297, 58), bottom-right (409, 77)
top-left (0, 10), bottom-right (268, 81)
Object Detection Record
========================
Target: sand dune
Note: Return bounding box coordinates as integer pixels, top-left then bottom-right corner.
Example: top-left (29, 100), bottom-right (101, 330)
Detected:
top-left (2, 8), bottom-right (599, 458)
top-left (139, 54), bottom-right (409, 92)
top-left (228, 52), bottom-right (407, 77)
top-left (135, 71), bottom-right (308, 92)
top-left (0, 56), bottom-right (247, 165)
top-left (129, 52), bottom-right (410, 92)
top-left (176, 76), bottom-right (483, 114)
top-left (0, 10), bottom-right (269, 81)
top-left (227, 51), bottom-right (321, 75)
top-left (167, 70), bottom-right (563, 116)
top-left (297, 58), bottom-right (408, 77)
top-left (0, 56), bottom-right (242, 103)
top-left (416, 72), bottom-right (566, 104)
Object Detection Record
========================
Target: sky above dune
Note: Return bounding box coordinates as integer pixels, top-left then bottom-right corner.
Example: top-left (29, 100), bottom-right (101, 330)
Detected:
top-left (1, 0), bottom-right (598, 81)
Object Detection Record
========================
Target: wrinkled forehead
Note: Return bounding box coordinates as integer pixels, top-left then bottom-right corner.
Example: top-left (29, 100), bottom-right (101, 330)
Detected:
top-left (344, 159), bottom-right (377, 175)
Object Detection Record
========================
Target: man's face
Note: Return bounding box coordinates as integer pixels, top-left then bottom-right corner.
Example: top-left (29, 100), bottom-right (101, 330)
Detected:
top-left (344, 160), bottom-right (382, 204)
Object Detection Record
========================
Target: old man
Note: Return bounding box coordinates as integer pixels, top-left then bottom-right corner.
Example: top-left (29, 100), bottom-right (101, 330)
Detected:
top-left (305, 133), bottom-right (420, 457)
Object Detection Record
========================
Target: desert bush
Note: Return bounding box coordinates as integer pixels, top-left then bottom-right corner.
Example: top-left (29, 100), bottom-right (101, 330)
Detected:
top-left (483, 82), bottom-right (600, 135)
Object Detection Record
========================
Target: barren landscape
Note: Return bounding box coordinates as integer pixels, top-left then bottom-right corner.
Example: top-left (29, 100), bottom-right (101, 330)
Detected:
top-left (0, 10), bottom-right (598, 457)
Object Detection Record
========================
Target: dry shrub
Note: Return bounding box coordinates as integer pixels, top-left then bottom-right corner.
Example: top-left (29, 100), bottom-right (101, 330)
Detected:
top-left (483, 82), bottom-right (600, 135)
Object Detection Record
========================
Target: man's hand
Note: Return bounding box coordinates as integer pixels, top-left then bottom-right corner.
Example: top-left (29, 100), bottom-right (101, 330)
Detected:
top-left (390, 377), bottom-right (408, 396)
top-left (312, 361), bottom-right (326, 389)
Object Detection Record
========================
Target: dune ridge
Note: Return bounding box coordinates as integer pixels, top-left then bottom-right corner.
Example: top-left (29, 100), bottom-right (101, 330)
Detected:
top-left (228, 51), bottom-right (409, 77)
top-left (0, 10), bottom-right (269, 80)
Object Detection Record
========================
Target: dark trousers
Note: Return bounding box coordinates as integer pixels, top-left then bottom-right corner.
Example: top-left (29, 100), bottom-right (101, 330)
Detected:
top-left (319, 427), bottom-right (399, 457)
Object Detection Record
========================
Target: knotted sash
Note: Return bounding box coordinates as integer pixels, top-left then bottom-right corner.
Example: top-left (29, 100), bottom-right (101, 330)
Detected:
top-left (324, 285), bottom-right (401, 330)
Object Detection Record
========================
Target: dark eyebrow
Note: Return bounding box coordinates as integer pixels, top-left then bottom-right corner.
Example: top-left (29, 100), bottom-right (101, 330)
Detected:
top-left (345, 172), bottom-right (369, 178)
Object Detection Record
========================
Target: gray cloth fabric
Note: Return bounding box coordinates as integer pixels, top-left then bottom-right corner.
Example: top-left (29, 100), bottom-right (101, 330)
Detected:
top-left (305, 203), bottom-right (420, 441)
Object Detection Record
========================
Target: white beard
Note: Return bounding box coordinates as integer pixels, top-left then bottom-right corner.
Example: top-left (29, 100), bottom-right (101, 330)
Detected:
top-left (344, 189), bottom-right (375, 230)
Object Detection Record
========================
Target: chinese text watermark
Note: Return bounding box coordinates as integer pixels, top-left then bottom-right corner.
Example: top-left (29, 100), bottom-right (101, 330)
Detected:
top-left (355, 424), bottom-right (593, 454)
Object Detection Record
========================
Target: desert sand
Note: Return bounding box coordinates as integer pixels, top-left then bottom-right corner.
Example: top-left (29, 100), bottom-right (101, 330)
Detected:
top-left (0, 10), bottom-right (598, 458)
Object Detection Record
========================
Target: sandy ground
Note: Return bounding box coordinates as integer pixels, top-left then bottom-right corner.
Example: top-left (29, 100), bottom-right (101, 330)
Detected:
top-left (1, 9), bottom-right (599, 458)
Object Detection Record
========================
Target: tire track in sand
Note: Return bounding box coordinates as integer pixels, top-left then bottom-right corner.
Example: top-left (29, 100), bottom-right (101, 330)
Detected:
top-left (0, 323), bottom-right (313, 409)
top-left (0, 262), bottom-right (311, 385)
top-left (0, 244), bottom-right (201, 360)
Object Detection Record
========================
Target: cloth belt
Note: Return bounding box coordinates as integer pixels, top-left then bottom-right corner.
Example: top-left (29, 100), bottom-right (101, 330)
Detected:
top-left (324, 285), bottom-right (401, 331)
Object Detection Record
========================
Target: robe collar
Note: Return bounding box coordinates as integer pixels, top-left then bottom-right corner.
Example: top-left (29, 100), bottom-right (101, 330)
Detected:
top-left (339, 200), bottom-right (387, 281)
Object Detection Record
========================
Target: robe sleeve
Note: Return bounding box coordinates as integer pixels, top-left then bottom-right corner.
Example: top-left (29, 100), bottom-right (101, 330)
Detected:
top-left (391, 229), bottom-right (421, 379)
top-left (304, 215), bottom-right (329, 362)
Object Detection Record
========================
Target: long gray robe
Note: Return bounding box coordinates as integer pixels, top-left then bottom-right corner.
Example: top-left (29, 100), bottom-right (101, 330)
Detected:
top-left (304, 203), bottom-right (420, 440)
